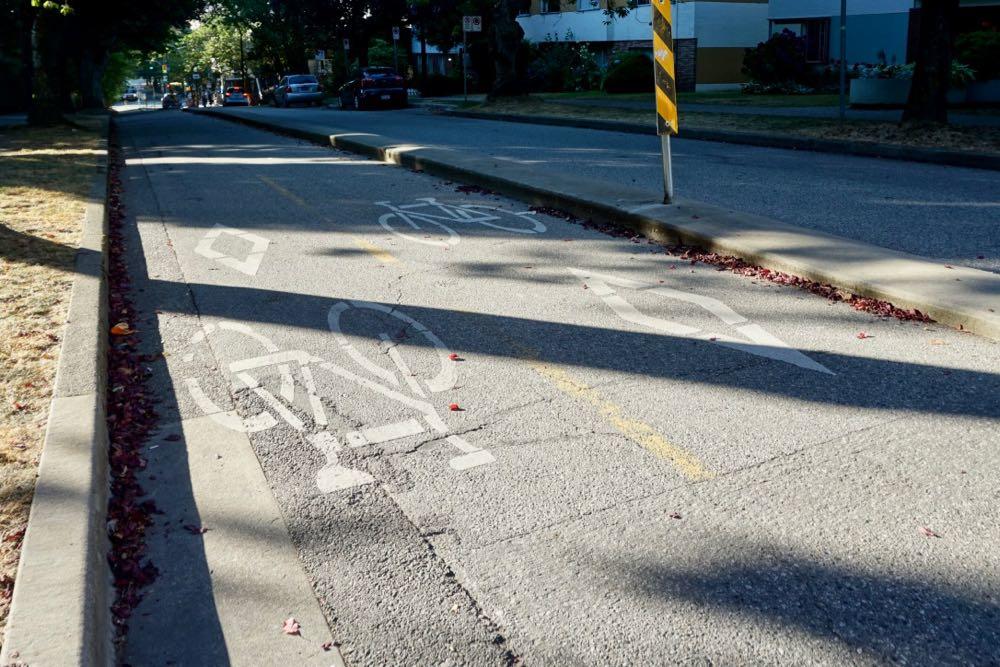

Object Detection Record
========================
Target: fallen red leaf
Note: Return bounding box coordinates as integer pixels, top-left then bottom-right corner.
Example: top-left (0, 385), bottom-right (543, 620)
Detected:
top-left (856, 332), bottom-right (871, 339)
top-left (282, 617), bottom-right (301, 635)
top-left (669, 512), bottom-right (682, 520)
top-left (448, 403), bottom-right (461, 411)
top-left (448, 353), bottom-right (461, 361)
top-left (183, 524), bottom-right (209, 535)
top-left (918, 526), bottom-right (941, 538)
top-left (110, 322), bottom-right (132, 336)
top-left (321, 641), bottom-right (334, 651)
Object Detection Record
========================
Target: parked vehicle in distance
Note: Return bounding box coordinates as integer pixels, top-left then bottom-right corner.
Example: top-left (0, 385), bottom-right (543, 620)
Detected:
top-left (339, 68), bottom-right (407, 110)
top-left (161, 92), bottom-right (180, 109)
top-left (122, 87), bottom-right (139, 102)
top-left (273, 75), bottom-right (324, 107)
top-left (222, 87), bottom-right (250, 107)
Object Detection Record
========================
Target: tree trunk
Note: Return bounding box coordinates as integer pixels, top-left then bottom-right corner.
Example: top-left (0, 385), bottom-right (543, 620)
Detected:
top-left (487, 0), bottom-right (526, 99)
top-left (28, 10), bottom-right (62, 125)
top-left (902, 0), bottom-right (959, 125)
top-left (79, 48), bottom-right (108, 109)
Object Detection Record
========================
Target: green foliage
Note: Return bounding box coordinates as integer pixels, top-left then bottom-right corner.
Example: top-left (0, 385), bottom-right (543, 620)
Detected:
top-left (955, 31), bottom-right (1000, 82)
top-left (602, 51), bottom-right (653, 94)
top-left (526, 41), bottom-right (602, 92)
top-left (741, 29), bottom-right (810, 88)
top-left (368, 39), bottom-right (397, 68)
top-left (101, 51), bottom-right (134, 102)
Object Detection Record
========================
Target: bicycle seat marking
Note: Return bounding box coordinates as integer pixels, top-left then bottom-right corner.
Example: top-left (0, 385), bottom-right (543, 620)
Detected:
top-left (570, 268), bottom-right (834, 375)
top-left (376, 198), bottom-right (546, 248)
top-left (181, 312), bottom-right (495, 495)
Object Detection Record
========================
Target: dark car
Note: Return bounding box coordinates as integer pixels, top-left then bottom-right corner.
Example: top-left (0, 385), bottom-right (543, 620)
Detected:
top-left (161, 92), bottom-right (180, 109)
top-left (339, 67), bottom-right (407, 110)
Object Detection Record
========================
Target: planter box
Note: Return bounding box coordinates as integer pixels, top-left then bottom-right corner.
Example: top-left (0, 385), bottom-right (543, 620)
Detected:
top-left (967, 80), bottom-right (1000, 104)
top-left (849, 78), bottom-right (968, 107)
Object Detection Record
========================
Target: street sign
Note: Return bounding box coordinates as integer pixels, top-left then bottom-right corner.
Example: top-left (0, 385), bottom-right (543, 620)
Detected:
top-left (392, 26), bottom-right (400, 40)
top-left (315, 49), bottom-right (326, 60)
top-left (463, 16), bottom-right (482, 32)
top-left (161, 63), bottom-right (168, 74)
top-left (651, 0), bottom-right (678, 204)
top-left (192, 73), bottom-right (201, 80)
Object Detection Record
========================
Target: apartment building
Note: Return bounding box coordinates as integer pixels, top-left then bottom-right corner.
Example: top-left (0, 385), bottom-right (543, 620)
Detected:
top-left (768, 0), bottom-right (1000, 67)
top-left (516, 0), bottom-right (769, 91)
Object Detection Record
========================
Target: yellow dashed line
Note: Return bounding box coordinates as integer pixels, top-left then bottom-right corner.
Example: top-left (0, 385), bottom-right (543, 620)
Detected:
top-left (352, 237), bottom-right (398, 263)
top-left (257, 175), bottom-right (397, 264)
top-left (514, 344), bottom-right (714, 481)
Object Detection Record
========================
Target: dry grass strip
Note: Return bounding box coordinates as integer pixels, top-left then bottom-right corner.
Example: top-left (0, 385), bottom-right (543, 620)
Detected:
top-left (0, 123), bottom-right (101, 643)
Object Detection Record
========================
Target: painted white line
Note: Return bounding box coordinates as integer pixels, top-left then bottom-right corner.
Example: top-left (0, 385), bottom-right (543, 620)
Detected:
top-left (346, 418), bottom-right (426, 447)
top-left (449, 450), bottom-right (496, 471)
top-left (569, 267), bottom-right (834, 375)
top-left (228, 349), bottom-right (320, 373)
top-left (379, 333), bottom-right (427, 398)
top-left (183, 379), bottom-right (277, 433)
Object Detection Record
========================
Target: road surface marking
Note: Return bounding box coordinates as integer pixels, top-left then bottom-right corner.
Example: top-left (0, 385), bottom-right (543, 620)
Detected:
top-left (307, 432), bottom-right (375, 493)
top-left (376, 198), bottom-right (545, 248)
top-left (569, 268), bottom-right (834, 375)
top-left (258, 174), bottom-right (398, 264)
top-left (194, 224), bottom-right (270, 276)
top-left (518, 350), bottom-right (714, 482)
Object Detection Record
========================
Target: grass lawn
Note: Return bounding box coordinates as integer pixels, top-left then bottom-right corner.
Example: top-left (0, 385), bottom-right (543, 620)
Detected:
top-left (470, 97), bottom-right (1000, 154)
top-left (0, 123), bottom-right (101, 644)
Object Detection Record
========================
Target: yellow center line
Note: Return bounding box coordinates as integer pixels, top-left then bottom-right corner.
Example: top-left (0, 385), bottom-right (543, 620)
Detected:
top-left (256, 174), bottom-right (397, 264)
top-left (512, 343), bottom-right (714, 481)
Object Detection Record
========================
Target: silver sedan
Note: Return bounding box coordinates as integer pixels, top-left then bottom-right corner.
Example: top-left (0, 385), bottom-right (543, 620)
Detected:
top-left (273, 75), bottom-right (324, 107)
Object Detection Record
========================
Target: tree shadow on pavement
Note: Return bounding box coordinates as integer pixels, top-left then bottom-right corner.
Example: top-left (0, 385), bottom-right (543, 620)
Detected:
top-left (608, 544), bottom-right (1000, 664)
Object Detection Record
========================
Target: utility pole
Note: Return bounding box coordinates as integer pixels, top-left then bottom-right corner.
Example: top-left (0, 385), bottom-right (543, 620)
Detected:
top-left (839, 0), bottom-right (847, 121)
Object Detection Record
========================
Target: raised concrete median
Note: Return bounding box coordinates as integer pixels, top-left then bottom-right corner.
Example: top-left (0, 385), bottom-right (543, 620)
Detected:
top-left (197, 107), bottom-right (1000, 341)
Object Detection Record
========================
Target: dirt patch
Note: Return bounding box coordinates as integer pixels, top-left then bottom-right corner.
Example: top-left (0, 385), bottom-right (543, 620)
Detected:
top-left (0, 123), bottom-right (101, 644)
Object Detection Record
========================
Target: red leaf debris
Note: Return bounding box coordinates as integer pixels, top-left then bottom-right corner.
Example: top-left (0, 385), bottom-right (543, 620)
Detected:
top-left (669, 512), bottom-right (682, 520)
top-left (530, 206), bottom-right (934, 325)
top-left (322, 641), bottom-right (335, 651)
top-left (104, 127), bottom-right (162, 644)
top-left (857, 332), bottom-right (871, 339)
top-left (282, 617), bottom-right (301, 636)
top-left (449, 403), bottom-right (462, 411)
top-left (183, 524), bottom-right (209, 535)
top-left (448, 353), bottom-right (461, 361)
top-left (918, 526), bottom-right (941, 538)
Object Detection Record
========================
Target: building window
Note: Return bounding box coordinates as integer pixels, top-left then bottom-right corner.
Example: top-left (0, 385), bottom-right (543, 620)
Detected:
top-left (576, 0), bottom-right (599, 10)
top-left (771, 18), bottom-right (831, 63)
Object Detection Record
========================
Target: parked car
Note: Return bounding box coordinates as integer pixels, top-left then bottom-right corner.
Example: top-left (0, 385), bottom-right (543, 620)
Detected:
top-left (122, 87), bottom-right (138, 102)
top-left (339, 67), bottom-right (407, 110)
top-left (222, 87), bottom-right (250, 106)
top-left (273, 75), bottom-right (324, 107)
top-left (161, 92), bottom-right (180, 109)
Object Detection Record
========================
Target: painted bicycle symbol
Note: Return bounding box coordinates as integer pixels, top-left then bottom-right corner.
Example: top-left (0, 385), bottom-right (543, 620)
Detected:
top-left (181, 308), bottom-right (494, 494)
top-left (376, 198), bottom-right (546, 248)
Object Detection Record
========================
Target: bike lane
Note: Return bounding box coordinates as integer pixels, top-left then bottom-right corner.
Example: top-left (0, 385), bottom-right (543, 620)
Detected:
top-left (116, 111), bottom-right (1000, 665)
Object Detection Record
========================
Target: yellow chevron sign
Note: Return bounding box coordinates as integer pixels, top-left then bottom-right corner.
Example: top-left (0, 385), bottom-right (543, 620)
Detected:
top-left (652, 0), bottom-right (678, 135)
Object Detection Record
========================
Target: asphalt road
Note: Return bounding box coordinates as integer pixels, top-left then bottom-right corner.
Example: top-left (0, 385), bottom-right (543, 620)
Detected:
top-left (219, 104), bottom-right (999, 275)
top-left (116, 109), bottom-right (1000, 665)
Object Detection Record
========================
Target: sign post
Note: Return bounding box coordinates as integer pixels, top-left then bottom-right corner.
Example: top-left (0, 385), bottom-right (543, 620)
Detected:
top-left (652, 0), bottom-right (678, 204)
top-left (462, 16), bottom-right (481, 103)
top-left (392, 26), bottom-right (400, 72)
top-left (343, 38), bottom-right (350, 79)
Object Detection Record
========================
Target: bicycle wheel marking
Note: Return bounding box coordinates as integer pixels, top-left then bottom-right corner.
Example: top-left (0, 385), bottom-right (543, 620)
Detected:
top-left (181, 311), bottom-right (495, 495)
top-left (570, 268), bottom-right (834, 375)
top-left (376, 197), bottom-right (546, 248)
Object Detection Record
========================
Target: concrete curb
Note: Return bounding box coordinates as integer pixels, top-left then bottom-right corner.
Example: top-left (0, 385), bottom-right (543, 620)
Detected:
top-left (1, 114), bottom-right (114, 666)
top-left (437, 109), bottom-right (1000, 172)
top-left (197, 108), bottom-right (1000, 340)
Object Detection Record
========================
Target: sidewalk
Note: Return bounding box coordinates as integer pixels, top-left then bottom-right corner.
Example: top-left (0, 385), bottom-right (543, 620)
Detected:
top-left (197, 107), bottom-right (1000, 340)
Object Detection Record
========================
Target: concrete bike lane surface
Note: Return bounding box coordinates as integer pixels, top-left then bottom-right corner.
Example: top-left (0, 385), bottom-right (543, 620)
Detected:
top-left (115, 110), bottom-right (1000, 665)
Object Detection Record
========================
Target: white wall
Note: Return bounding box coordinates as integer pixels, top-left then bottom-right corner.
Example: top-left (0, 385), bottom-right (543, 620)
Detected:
top-left (769, 0), bottom-right (914, 19)
top-left (694, 2), bottom-right (770, 47)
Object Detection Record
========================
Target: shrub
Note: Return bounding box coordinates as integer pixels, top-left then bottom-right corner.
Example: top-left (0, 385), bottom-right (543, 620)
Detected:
top-left (602, 51), bottom-right (653, 94)
top-left (525, 42), bottom-right (603, 92)
top-left (419, 73), bottom-right (464, 97)
top-left (742, 29), bottom-right (810, 87)
top-left (955, 30), bottom-right (1000, 82)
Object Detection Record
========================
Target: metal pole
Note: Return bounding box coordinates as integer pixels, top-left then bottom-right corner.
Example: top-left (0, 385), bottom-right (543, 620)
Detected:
top-left (393, 39), bottom-right (398, 72)
top-left (462, 27), bottom-right (468, 103)
top-left (839, 0), bottom-right (847, 121)
top-left (661, 134), bottom-right (674, 205)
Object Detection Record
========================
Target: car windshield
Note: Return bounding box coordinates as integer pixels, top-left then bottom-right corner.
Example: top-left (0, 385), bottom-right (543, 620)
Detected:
top-left (288, 76), bottom-right (317, 84)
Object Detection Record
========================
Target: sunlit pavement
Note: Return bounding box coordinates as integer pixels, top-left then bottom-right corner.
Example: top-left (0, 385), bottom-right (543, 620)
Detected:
top-left (115, 110), bottom-right (1000, 665)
